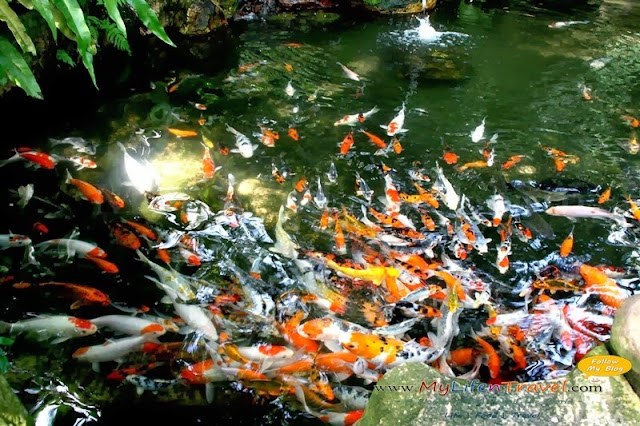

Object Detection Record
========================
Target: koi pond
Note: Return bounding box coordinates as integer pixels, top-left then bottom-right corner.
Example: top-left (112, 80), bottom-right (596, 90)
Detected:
top-left (1, 1), bottom-right (640, 424)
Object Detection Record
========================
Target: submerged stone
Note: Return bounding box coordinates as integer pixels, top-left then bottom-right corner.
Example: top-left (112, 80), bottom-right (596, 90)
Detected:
top-left (360, 345), bottom-right (640, 425)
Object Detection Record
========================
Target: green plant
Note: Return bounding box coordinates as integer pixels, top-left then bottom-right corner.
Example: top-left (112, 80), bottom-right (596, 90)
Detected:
top-left (0, 336), bottom-right (14, 374)
top-left (0, 0), bottom-right (175, 98)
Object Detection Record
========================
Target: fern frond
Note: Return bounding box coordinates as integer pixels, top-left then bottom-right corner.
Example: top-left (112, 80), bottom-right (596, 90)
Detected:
top-left (56, 49), bottom-right (76, 67)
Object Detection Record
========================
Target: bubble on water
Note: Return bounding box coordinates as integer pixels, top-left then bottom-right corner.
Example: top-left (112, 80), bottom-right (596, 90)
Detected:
top-left (518, 165), bottom-right (537, 175)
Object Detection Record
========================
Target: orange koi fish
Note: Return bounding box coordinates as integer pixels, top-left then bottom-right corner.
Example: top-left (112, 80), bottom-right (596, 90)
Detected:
top-left (37, 282), bottom-right (111, 309)
top-left (457, 160), bottom-right (488, 172)
top-left (559, 227), bottom-right (574, 257)
top-left (108, 222), bottom-right (141, 250)
top-left (392, 137), bottom-right (402, 154)
top-left (237, 61), bottom-right (262, 73)
top-left (579, 264), bottom-right (627, 308)
top-left (156, 248), bottom-right (171, 264)
top-left (0, 150), bottom-right (58, 169)
top-left (447, 348), bottom-right (478, 367)
top-left (284, 63), bottom-right (293, 72)
top-left (278, 311), bottom-right (320, 353)
top-left (288, 128), bottom-right (299, 141)
top-left (420, 211), bottom-right (436, 231)
top-left (501, 155), bottom-right (525, 170)
top-left (123, 220), bottom-right (157, 241)
top-left (334, 216), bottom-right (346, 255)
top-left (626, 196), bottom-right (640, 222)
top-left (340, 132), bottom-right (354, 155)
top-left (359, 130), bottom-right (386, 149)
top-left (282, 42), bottom-right (302, 48)
top-left (65, 170), bottom-right (103, 204)
top-left (85, 255), bottom-right (119, 273)
top-left (597, 187), bottom-right (611, 204)
top-left (474, 336), bottom-right (500, 379)
top-left (100, 187), bottom-right (125, 209)
top-left (167, 128), bottom-right (198, 138)
top-left (33, 222), bottom-right (49, 234)
top-left (295, 178), bottom-right (307, 193)
top-left (554, 158), bottom-right (566, 172)
top-left (622, 115), bottom-right (640, 128)
top-left (443, 150), bottom-right (458, 165)
top-left (202, 146), bottom-right (221, 179)
top-left (319, 209), bottom-right (330, 230)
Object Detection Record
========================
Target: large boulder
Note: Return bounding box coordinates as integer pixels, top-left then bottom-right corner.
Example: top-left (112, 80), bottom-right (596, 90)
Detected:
top-left (360, 345), bottom-right (640, 425)
top-left (609, 295), bottom-right (640, 393)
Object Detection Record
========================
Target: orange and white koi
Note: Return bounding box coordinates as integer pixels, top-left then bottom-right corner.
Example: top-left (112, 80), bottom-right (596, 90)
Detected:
top-left (546, 205), bottom-right (627, 226)
top-left (73, 335), bottom-right (155, 371)
top-left (381, 103), bottom-right (407, 137)
top-left (383, 174), bottom-right (402, 213)
top-left (179, 246), bottom-right (201, 266)
top-left (64, 156), bottom-right (97, 170)
top-left (486, 194), bottom-right (506, 226)
top-left (0, 315), bottom-right (97, 344)
top-left (496, 237), bottom-right (511, 274)
top-left (35, 237), bottom-right (107, 259)
top-left (579, 264), bottom-right (627, 308)
top-left (91, 315), bottom-right (166, 336)
top-left (334, 107), bottom-right (379, 127)
top-left (0, 233), bottom-right (31, 249)
top-left (202, 145), bottom-right (221, 179)
top-left (108, 222), bottom-right (142, 250)
top-left (622, 115), bottom-right (640, 128)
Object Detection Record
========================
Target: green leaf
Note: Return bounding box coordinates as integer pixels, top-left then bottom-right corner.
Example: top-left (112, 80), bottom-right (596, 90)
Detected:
top-left (18, 0), bottom-right (58, 41)
top-left (0, 355), bottom-right (8, 374)
top-left (0, 0), bottom-right (37, 55)
top-left (0, 36), bottom-right (43, 98)
top-left (0, 337), bottom-right (14, 346)
top-left (49, 1), bottom-right (77, 41)
top-left (126, 0), bottom-right (174, 47)
top-left (103, 0), bottom-right (126, 37)
top-left (51, 0), bottom-right (96, 87)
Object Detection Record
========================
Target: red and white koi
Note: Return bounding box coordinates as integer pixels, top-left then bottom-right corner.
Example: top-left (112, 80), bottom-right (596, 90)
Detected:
top-left (90, 315), bottom-right (166, 336)
top-left (73, 335), bottom-right (156, 371)
top-left (334, 106), bottom-right (379, 126)
top-left (381, 103), bottom-right (407, 136)
top-left (486, 194), bottom-right (506, 226)
top-left (0, 233), bottom-right (32, 249)
top-left (0, 315), bottom-right (97, 344)
top-left (35, 237), bottom-right (107, 259)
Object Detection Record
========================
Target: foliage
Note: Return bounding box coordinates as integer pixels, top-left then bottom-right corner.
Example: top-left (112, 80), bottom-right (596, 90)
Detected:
top-left (0, 336), bottom-right (14, 374)
top-left (0, 0), bottom-right (174, 98)
top-left (56, 48), bottom-right (75, 67)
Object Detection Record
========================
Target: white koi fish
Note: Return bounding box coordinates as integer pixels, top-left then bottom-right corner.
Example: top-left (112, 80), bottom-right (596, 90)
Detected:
top-left (470, 117), bottom-right (486, 143)
top-left (226, 124), bottom-right (258, 158)
top-left (313, 177), bottom-right (328, 209)
top-left (545, 205), bottom-right (628, 226)
top-left (337, 62), bottom-right (361, 81)
top-left (0, 316), bottom-right (97, 344)
top-left (334, 106), bottom-right (379, 126)
top-left (269, 205), bottom-right (299, 260)
top-left (16, 184), bottom-right (34, 208)
top-left (285, 80), bottom-right (295, 97)
top-left (327, 162), bottom-right (338, 183)
top-left (118, 142), bottom-right (159, 194)
top-left (35, 237), bottom-right (106, 259)
top-left (433, 163), bottom-right (460, 210)
top-left (49, 137), bottom-right (97, 155)
top-left (0, 233), bottom-right (32, 250)
top-left (173, 302), bottom-right (218, 342)
top-left (72, 335), bottom-right (154, 371)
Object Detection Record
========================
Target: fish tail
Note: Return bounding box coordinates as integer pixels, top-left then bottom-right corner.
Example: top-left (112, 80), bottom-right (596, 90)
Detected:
top-left (0, 321), bottom-right (9, 334)
top-left (0, 151), bottom-right (20, 168)
top-left (65, 169), bottom-right (72, 184)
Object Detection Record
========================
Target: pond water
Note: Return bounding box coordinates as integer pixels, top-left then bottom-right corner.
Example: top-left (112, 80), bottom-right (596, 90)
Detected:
top-left (1, 1), bottom-right (640, 424)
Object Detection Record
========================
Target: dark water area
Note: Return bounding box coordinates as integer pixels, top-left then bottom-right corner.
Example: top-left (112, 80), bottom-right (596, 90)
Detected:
top-left (1, 1), bottom-right (640, 424)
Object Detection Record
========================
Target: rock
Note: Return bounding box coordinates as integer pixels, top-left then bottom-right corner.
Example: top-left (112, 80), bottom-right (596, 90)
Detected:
top-left (360, 345), bottom-right (640, 425)
top-left (146, 0), bottom-right (228, 35)
top-left (0, 375), bottom-right (30, 426)
top-left (610, 295), bottom-right (640, 393)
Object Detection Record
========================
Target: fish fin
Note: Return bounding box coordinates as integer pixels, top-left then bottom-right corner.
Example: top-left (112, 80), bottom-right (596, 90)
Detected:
top-left (70, 301), bottom-right (85, 310)
top-left (205, 383), bottom-right (214, 404)
top-left (0, 321), bottom-right (9, 334)
top-left (50, 337), bottom-right (69, 345)
top-left (332, 372), bottom-right (352, 382)
top-left (230, 149), bottom-right (240, 154)
top-left (324, 339), bottom-right (343, 353)
top-left (92, 362), bottom-right (101, 373)
top-left (136, 387), bottom-right (144, 396)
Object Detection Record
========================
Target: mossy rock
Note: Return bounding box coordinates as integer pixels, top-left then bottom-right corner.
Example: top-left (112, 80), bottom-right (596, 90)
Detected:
top-left (360, 345), bottom-right (640, 425)
top-left (0, 375), bottom-right (31, 426)
top-left (609, 295), bottom-right (640, 394)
